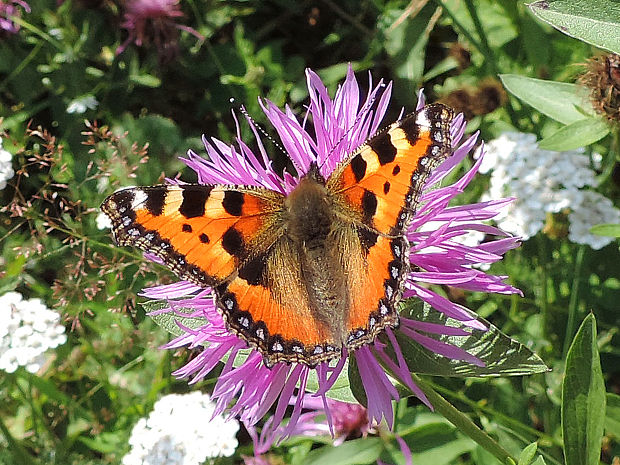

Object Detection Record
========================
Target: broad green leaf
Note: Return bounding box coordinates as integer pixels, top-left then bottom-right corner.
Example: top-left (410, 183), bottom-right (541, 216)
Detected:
top-left (302, 437), bottom-right (383, 465)
top-left (305, 359), bottom-right (358, 404)
top-left (395, 301), bottom-right (549, 377)
top-left (399, 422), bottom-right (475, 465)
top-left (532, 456), bottom-right (547, 465)
top-left (590, 223), bottom-right (620, 238)
top-left (529, 0), bottom-right (620, 54)
top-left (518, 442), bottom-right (538, 465)
top-left (538, 117), bottom-right (610, 151)
top-left (606, 393), bottom-right (620, 436)
top-left (142, 300), bottom-right (208, 337)
top-left (500, 75), bottom-right (593, 124)
top-left (562, 314), bottom-right (606, 465)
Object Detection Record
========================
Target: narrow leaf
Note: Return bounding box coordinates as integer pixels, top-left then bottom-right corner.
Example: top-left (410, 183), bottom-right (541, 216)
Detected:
top-left (605, 393), bottom-right (620, 436)
top-left (396, 301), bottom-right (549, 377)
top-left (500, 74), bottom-right (593, 124)
top-left (562, 314), bottom-right (606, 465)
top-left (538, 117), bottom-right (609, 151)
top-left (590, 223), bottom-right (620, 238)
top-left (529, 0), bottom-right (620, 54)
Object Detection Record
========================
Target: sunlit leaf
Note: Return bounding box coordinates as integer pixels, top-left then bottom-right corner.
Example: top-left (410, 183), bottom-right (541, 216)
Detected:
top-left (142, 300), bottom-right (207, 337)
top-left (590, 223), bottom-right (620, 237)
top-left (562, 314), bottom-right (606, 465)
top-left (500, 74), bottom-right (593, 124)
top-left (529, 0), bottom-right (620, 54)
top-left (538, 117), bottom-right (609, 151)
top-left (397, 301), bottom-right (549, 377)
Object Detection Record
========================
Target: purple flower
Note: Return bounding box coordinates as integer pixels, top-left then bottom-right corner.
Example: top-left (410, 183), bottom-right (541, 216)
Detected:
top-left (141, 65), bottom-right (521, 437)
top-left (245, 398), bottom-right (410, 465)
top-left (117, 0), bottom-right (203, 62)
top-left (0, 0), bottom-right (30, 36)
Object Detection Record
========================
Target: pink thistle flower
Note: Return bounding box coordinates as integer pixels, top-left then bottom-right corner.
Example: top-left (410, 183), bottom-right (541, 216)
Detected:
top-left (245, 398), bottom-right (411, 465)
top-left (117, 0), bottom-right (203, 62)
top-left (138, 65), bottom-right (521, 436)
top-left (0, 0), bottom-right (30, 36)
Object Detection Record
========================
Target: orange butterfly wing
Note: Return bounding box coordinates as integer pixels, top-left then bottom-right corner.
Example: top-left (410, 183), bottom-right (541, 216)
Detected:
top-left (102, 184), bottom-right (345, 366)
top-left (326, 104), bottom-right (455, 343)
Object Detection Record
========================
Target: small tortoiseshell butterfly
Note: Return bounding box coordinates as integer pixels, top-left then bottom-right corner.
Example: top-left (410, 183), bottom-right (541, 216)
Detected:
top-left (101, 103), bottom-right (455, 367)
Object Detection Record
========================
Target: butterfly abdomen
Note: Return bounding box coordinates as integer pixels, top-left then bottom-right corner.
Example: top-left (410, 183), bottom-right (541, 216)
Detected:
top-left (283, 174), bottom-right (350, 343)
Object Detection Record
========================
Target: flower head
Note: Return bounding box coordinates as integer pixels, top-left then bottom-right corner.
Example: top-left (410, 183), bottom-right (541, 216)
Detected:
top-left (122, 392), bottom-right (239, 465)
top-left (117, 0), bottom-right (203, 62)
top-left (0, 0), bottom-right (30, 36)
top-left (137, 66), bottom-right (520, 436)
top-left (0, 291), bottom-right (67, 373)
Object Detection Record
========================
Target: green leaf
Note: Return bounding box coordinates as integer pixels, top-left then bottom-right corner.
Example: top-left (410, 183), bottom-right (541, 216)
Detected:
top-left (531, 456), bottom-right (547, 465)
top-left (538, 117), bottom-right (610, 151)
top-left (399, 422), bottom-right (475, 465)
top-left (499, 75), bottom-right (593, 125)
top-left (518, 442), bottom-right (538, 465)
top-left (561, 314), bottom-right (606, 465)
top-left (529, 0), bottom-right (620, 54)
top-left (305, 359), bottom-right (358, 404)
top-left (302, 437), bottom-right (384, 465)
top-left (379, 3), bottom-right (438, 103)
top-left (142, 300), bottom-right (208, 337)
top-left (396, 301), bottom-right (549, 377)
top-left (129, 73), bottom-right (162, 88)
top-left (605, 393), bottom-right (620, 436)
top-left (590, 223), bottom-right (620, 238)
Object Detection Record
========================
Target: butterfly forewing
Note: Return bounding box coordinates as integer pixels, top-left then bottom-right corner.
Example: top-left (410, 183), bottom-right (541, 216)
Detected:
top-left (101, 184), bottom-right (285, 287)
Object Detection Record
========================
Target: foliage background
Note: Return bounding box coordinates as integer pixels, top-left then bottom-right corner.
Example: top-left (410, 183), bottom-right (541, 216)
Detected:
top-left (0, 0), bottom-right (618, 464)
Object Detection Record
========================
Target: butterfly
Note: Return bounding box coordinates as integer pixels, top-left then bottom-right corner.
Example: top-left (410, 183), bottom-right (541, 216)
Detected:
top-left (101, 103), bottom-right (455, 367)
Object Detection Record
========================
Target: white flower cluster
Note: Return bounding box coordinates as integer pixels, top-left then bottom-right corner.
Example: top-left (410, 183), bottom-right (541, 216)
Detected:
top-left (0, 137), bottom-right (14, 190)
top-left (122, 392), bottom-right (239, 465)
top-left (0, 292), bottom-right (67, 373)
top-left (480, 132), bottom-right (620, 249)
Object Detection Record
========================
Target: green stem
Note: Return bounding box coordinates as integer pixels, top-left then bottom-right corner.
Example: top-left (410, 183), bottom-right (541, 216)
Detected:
top-left (411, 374), bottom-right (516, 464)
top-left (536, 236), bottom-right (550, 341)
top-left (562, 245), bottom-right (586, 357)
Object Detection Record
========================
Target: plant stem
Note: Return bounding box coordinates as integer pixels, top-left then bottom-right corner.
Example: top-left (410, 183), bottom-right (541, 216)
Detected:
top-left (411, 374), bottom-right (516, 464)
top-left (562, 245), bottom-right (586, 358)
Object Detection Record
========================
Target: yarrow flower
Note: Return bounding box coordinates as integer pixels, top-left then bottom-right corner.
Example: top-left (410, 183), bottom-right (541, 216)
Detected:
top-left (0, 291), bottom-right (67, 373)
top-left (135, 66), bottom-right (521, 438)
top-left (481, 131), bottom-right (620, 249)
top-left (0, 0), bottom-right (30, 36)
top-left (117, 0), bottom-right (204, 62)
top-left (0, 137), bottom-right (13, 190)
top-left (122, 392), bottom-right (239, 465)
top-left (66, 94), bottom-right (99, 114)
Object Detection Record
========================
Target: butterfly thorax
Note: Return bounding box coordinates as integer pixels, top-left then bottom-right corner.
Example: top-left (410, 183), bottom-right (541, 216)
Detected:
top-left (283, 174), bottom-right (350, 345)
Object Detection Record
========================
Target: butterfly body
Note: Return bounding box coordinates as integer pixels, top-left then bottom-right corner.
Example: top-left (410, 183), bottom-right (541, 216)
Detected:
top-left (102, 104), bottom-right (455, 367)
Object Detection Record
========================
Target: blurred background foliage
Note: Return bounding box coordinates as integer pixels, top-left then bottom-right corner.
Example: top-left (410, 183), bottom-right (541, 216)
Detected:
top-left (0, 0), bottom-right (618, 464)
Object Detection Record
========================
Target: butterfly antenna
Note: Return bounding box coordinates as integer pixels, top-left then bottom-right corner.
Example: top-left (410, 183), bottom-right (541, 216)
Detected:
top-left (230, 98), bottom-right (288, 157)
top-left (319, 81), bottom-right (386, 170)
